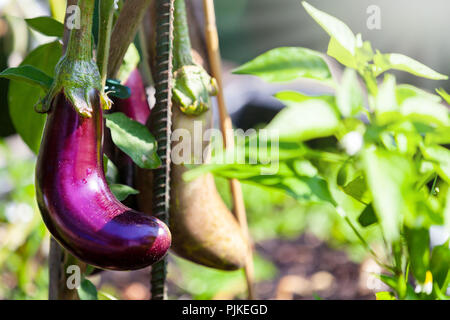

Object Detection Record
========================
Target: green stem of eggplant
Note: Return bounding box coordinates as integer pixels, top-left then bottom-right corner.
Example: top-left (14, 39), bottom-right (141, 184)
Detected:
top-left (66, 0), bottom-right (96, 62)
top-left (173, 0), bottom-right (194, 70)
top-left (96, 0), bottom-right (116, 88)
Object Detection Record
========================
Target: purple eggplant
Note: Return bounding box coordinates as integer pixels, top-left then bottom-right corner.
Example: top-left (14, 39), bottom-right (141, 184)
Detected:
top-left (35, 91), bottom-right (171, 270)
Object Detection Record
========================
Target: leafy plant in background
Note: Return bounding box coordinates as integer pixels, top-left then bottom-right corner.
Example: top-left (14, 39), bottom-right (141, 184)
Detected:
top-left (191, 1), bottom-right (450, 300)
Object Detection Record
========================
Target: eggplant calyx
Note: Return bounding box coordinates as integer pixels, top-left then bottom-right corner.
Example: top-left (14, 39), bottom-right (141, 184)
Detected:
top-left (41, 58), bottom-right (112, 117)
top-left (172, 64), bottom-right (218, 116)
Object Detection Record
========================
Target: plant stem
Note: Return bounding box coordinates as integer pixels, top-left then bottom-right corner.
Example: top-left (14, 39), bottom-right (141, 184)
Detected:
top-left (107, 0), bottom-right (152, 78)
top-left (150, 0), bottom-right (175, 300)
top-left (96, 0), bottom-right (115, 87)
top-left (344, 216), bottom-right (395, 273)
top-left (173, 0), bottom-right (194, 70)
top-left (202, 0), bottom-right (255, 299)
top-left (65, 0), bottom-right (95, 62)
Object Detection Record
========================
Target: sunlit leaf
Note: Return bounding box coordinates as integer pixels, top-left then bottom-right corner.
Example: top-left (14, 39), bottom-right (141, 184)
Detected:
top-left (336, 68), bottom-right (364, 117)
top-left (266, 99), bottom-right (339, 141)
top-left (302, 1), bottom-right (356, 55)
top-left (232, 47), bottom-right (331, 83)
top-left (105, 112), bottom-right (161, 169)
top-left (374, 52), bottom-right (448, 80)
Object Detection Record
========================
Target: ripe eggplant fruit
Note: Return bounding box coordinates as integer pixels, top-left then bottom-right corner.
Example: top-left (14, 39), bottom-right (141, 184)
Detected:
top-left (35, 90), bottom-right (171, 271)
top-left (136, 106), bottom-right (247, 270)
top-left (169, 107), bottom-right (247, 270)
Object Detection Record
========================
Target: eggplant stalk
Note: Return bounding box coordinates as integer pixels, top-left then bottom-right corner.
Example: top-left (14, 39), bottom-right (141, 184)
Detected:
top-left (172, 0), bottom-right (217, 116)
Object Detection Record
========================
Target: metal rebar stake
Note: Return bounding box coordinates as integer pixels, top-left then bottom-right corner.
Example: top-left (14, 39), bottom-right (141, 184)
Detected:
top-left (150, 0), bottom-right (174, 301)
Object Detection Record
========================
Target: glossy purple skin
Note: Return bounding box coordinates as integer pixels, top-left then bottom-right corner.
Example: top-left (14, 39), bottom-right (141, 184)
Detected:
top-left (35, 91), bottom-right (171, 271)
top-left (115, 69), bottom-right (151, 124)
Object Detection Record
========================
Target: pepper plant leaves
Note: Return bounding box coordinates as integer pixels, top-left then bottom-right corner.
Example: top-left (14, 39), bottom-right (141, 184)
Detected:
top-left (302, 1), bottom-right (356, 56)
top-left (430, 242), bottom-right (450, 289)
top-left (25, 16), bottom-right (64, 37)
top-left (105, 112), bottom-right (161, 169)
top-left (374, 52), bottom-right (448, 80)
top-left (358, 204), bottom-right (377, 227)
top-left (420, 145), bottom-right (450, 183)
top-left (336, 68), bottom-right (364, 117)
top-left (362, 147), bottom-right (415, 242)
top-left (400, 97), bottom-right (450, 127)
top-left (404, 227), bottom-right (430, 283)
top-left (232, 47), bottom-right (331, 83)
top-left (265, 99), bottom-right (339, 141)
top-left (8, 41), bottom-right (62, 154)
top-left (0, 65), bottom-right (53, 90)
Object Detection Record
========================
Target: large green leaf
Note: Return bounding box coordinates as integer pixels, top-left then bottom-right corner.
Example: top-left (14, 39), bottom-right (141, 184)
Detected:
top-left (327, 37), bottom-right (356, 69)
top-left (266, 99), bottom-right (339, 141)
top-left (302, 1), bottom-right (355, 55)
top-left (421, 145), bottom-right (450, 183)
top-left (25, 16), bottom-right (64, 38)
top-left (0, 65), bottom-right (53, 90)
top-left (374, 52), bottom-right (448, 80)
top-left (405, 227), bottom-right (430, 283)
top-left (430, 243), bottom-right (450, 289)
top-left (375, 74), bottom-right (398, 121)
top-left (105, 112), bottom-right (161, 169)
top-left (8, 41), bottom-right (62, 154)
top-left (362, 147), bottom-right (415, 242)
top-left (336, 68), bottom-right (363, 117)
top-left (232, 47), bottom-right (331, 83)
top-left (400, 97), bottom-right (449, 127)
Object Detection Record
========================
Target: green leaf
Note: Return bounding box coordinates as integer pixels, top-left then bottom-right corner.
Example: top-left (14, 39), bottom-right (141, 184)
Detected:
top-left (375, 74), bottom-right (398, 122)
top-left (358, 204), bottom-right (378, 227)
top-left (302, 1), bottom-right (356, 55)
top-left (25, 16), bottom-right (64, 37)
top-left (397, 84), bottom-right (442, 106)
top-left (430, 243), bottom-right (450, 289)
top-left (420, 145), bottom-right (450, 183)
top-left (362, 147), bottom-right (415, 242)
top-left (77, 279), bottom-right (98, 300)
top-left (110, 183), bottom-right (139, 201)
top-left (266, 99), bottom-right (339, 141)
top-left (274, 90), bottom-right (334, 106)
top-left (341, 175), bottom-right (371, 204)
top-left (405, 227), bottom-right (430, 283)
top-left (8, 41), bottom-right (62, 154)
top-left (436, 88), bottom-right (450, 105)
top-left (327, 37), bottom-right (356, 69)
top-left (105, 112), bottom-right (161, 169)
top-left (374, 52), bottom-right (448, 80)
top-left (280, 176), bottom-right (336, 205)
top-left (0, 65), bottom-right (53, 89)
top-left (400, 97), bottom-right (449, 127)
top-left (232, 47), bottom-right (331, 83)
top-left (336, 68), bottom-right (363, 117)
top-left (376, 291), bottom-right (396, 300)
